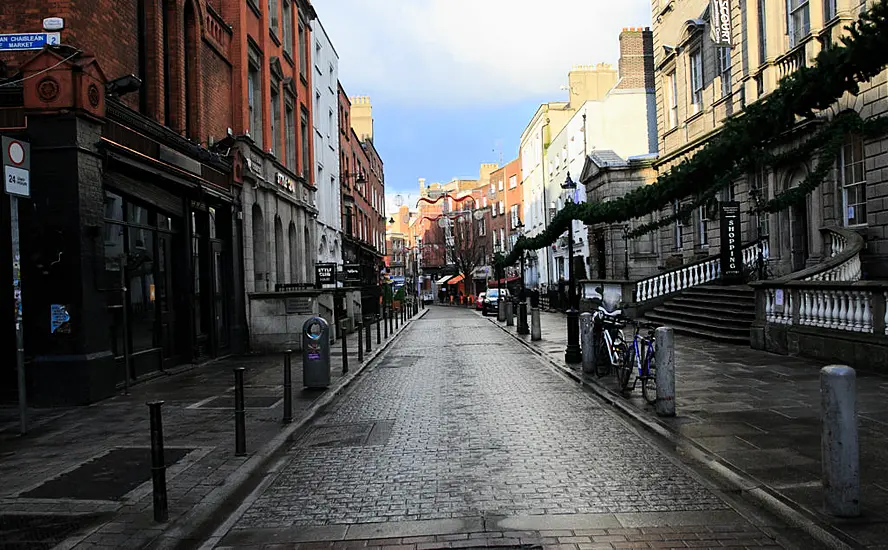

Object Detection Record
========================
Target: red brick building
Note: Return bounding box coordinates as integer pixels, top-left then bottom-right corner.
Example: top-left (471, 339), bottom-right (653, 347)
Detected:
top-left (338, 86), bottom-right (385, 312)
top-left (0, 2), bottom-right (244, 404)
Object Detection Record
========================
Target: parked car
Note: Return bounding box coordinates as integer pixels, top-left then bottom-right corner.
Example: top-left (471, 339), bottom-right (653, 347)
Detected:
top-left (482, 288), bottom-right (510, 316)
top-left (475, 292), bottom-right (486, 310)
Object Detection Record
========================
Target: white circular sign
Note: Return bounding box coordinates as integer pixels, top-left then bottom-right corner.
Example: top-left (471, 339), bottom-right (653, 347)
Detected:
top-left (437, 217), bottom-right (449, 228)
top-left (394, 195), bottom-right (404, 207)
top-left (8, 141), bottom-right (25, 166)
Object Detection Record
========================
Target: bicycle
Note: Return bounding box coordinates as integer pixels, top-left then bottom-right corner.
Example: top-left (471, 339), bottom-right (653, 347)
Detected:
top-left (589, 306), bottom-right (629, 378)
top-left (618, 319), bottom-right (659, 404)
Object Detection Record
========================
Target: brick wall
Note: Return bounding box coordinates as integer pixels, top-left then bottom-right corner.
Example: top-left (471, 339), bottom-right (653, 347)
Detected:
top-left (616, 27), bottom-right (654, 90)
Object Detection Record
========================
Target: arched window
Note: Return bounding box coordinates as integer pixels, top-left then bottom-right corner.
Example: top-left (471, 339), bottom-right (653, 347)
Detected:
top-left (274, 216), bottom-right (285, 285)
top-left (304, 226), bottom-right (312, 282)
top-left (289, 222), bottom-right (299, 283)
top-left (252, 204), bottom-right (266, 291)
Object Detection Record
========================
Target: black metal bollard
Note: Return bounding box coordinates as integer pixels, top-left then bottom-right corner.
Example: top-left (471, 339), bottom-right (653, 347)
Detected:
top-left (357, 323), bottom-right (364, 363)
top-left (341, 322), bottom-right (349, 374)
top-left (377, 314), bottom-right (382, 344)
top-left (383, 307), bottom-right (389, 339)
top-left (148, 401), bottom-right (168, 523)
top-left (366, 320), bottom-right (372, 353)
top-left (234, 368), bottom-right (246, 456)
top-left (395, 308), bottom-right (399, 330)
top-left (283, 350), bottom-right (293, 424)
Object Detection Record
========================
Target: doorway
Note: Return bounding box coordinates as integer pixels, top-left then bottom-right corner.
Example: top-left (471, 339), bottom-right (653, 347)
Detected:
top-left (784, 168), bottom-right (810, 273)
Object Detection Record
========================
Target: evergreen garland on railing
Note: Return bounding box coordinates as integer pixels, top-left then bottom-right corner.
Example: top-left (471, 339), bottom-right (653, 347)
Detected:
top-left (498, 0), bottom-right (888, 269)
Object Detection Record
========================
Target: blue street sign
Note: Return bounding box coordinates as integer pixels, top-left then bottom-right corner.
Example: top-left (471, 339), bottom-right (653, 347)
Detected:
top-left (0, 33), bottom-right (60, 51)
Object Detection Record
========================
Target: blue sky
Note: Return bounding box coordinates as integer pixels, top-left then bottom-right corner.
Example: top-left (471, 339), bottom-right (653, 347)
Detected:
top-left (315, 0), bottom-right (653, 207)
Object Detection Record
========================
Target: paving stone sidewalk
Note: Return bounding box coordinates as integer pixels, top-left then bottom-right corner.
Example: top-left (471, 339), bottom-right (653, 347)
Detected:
top-left (487, 308), bottom-right (888, 548)
top-left (0, 312), bottom-right (419, 550)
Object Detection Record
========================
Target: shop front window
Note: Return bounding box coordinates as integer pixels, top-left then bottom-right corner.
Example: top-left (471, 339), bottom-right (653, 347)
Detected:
top-left (128, 226), bottom-right (155, 353)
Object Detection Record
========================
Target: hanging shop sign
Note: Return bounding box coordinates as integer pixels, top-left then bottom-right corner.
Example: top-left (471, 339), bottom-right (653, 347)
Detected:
top-left (719, 201), bottom-right (743, 283)
top-left (709, 0), bottom-right (733, 47)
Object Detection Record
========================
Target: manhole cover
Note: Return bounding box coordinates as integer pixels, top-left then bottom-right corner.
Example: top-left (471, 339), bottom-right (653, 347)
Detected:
top-left (21, 447), bottom-right (191, 501)
top-left (0, 513), bottom-right (107, 550)
top-left (300, 421), bottom-right (393, 448)
top-left (196, 395), bottom-right (281, 409)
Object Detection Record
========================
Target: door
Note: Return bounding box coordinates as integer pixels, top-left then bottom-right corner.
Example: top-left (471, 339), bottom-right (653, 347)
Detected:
top-left (157, 232), bottom-right (176, 369)
top-left (595, 232), bottom-right (606, 279)
top-left (211, 241), bottom-right (230, 353)
top-left (790, 201), bottom-right (809, 272)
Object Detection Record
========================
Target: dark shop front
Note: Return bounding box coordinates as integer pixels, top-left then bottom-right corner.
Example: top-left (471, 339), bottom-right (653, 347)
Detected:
top-left (0, 50), bottom-right (243, 405)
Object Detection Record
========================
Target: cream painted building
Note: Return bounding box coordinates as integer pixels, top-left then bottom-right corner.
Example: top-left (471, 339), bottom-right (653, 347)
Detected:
top-left (520, 64), bottom-right (619, 288)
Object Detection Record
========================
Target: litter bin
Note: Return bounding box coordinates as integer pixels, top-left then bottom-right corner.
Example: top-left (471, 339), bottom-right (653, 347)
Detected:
top-left (302, 317), bottom-right (331, 388)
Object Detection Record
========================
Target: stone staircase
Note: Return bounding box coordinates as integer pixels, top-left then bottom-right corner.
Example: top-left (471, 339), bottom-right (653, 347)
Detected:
top-left (644, 285), bottom-right (755, 344)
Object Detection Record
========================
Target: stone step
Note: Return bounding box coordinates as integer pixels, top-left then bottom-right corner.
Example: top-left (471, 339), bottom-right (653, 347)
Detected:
top-left (643, 311), bottom-right (751, 344)
top-left (650, 304), bottom-right (755, 325)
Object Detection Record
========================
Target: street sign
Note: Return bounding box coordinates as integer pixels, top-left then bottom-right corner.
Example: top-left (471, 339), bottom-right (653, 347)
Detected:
top-left (0, 33), bottom-right (60, 51)
top-left (343, 263), bottom-right (361, 283)
top-left (3, 137), bottom-right (30, 198)
top-left (315, 263), bottom-right (336, 288)
top-left (719, 201), bottom-right (743, 283)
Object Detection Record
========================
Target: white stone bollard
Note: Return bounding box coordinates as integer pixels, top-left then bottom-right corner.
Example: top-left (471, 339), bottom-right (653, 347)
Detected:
top-left (580, 313), bottom-right (594, 374)
top-left (498, 298), bottom-right (506, 322)
top-left (506, 301), bottom-right (514, 326)
top-left (531, 307), bottom-right (541, 341)
top-left (654, 326), bottom-right (675, 417)
top-left (821, 365), bottom-right (860, 518)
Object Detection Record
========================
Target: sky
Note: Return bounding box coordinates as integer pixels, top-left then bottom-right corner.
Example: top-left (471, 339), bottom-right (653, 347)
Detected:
top-left (314, 0), bottom-right (653, 211)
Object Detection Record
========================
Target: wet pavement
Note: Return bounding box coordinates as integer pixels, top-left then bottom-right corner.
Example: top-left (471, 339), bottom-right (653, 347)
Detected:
top-left (208, 307), bottom-right (810, 550)
top-left (0, 314), bottom-right (412, 550)
top-left (499, 307), bottom-right (888, 549)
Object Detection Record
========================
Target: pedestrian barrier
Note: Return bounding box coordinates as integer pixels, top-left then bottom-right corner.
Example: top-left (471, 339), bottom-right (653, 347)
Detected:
top-left (340, 321), bottom-right (349, 375)
top-left (531, 307), bottom-right (542, 341)
top-left (518, 301), bottom-right (529, 335)
top-left (580, 312), bottom-right (594, 374)
top-left (283, 350), bottom-right (293, 424)
top-left (234, 367), bottom-right (246, 456)
top-left (148, 401), bottom-right (168, 522)
top-left (365, 321), bottom-right (372, 353)
top-left (821, 365), bottom-right (860, 517)
top-left (654, 327), bottom-right (675, 417)
top-left (376, 313), bottom-right (381, 344)
top-left (357, 323), bottom-right (364, 363)
top-left (506, 301), bottom-right (514, 327)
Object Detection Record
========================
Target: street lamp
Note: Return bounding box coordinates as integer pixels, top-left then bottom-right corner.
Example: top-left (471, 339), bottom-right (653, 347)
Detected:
top-left (561, 172), bottom-right (582, 364)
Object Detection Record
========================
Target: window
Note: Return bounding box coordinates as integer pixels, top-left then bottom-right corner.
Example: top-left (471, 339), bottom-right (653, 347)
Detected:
top-left (751, 168), bottom-right (770, 239)
top-left (788, 0), bottom-right (811, 48)
top-left (698, 206), bottom-right (709, 246)
top-left (718, 47), bottom-right (731, 98)
top-left (268, 0), bottom-right (278, 34)
top-left (281, 0), bottom-right (292, 56)
top-left (247, 63), bottom-right (262, 148)
top-left (285, 102), bottom-right (296, 169)
top-left (500, 229), bottom-right (505, 251)
top-left (757, 0), bottom-right (767, 64)
top-left (673, 200), bottom-right (683, 250)
top-left (301, 108), bottom-right (310, 179)
top-left (510, 204), bottom-right (519, 229)
top-left (482, 196), bottom-right (488, 208)
top-left (328, 109), bottom-right (334, 139)
top-left (478, 218), bottom-right (486, 237)
top-left (666, 70), bottom-right (678, 128)
top-left (498, 178), bottom-right (504, 191)
top-left (825, 0), bottom-right (837, 21)
top-left (841, 135), bottom-right (867, 226)
top-left (270, 80), bottom-right (281, 157)
top-left (509, 175), bottom-right (517, 189)
top-left (689, 49), bottom-right (703, 113)
top-left (499, 201), bottom-right (505, 215)
top-left (298, 21), bottom-right (307, 78)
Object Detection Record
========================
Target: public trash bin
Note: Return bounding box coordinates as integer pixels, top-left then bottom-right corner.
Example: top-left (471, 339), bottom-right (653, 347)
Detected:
top-left (302, 317), bottom-right (331, 388)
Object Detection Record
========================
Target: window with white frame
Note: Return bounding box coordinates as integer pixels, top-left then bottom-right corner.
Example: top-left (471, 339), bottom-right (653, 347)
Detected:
top-left (510, 204), bottom-right (519, 229)
top-left (758, 0), bottom-right (768, 64)
top-left (698, 206), bottom-right (709, 246)
top-left (478, 217), bottom-right (486, 237)
top-left (482, 196), bottom-right (488, 208)
top-left (841, 134), bottom-right (867, 226)
top-left (491, 203), bottom-right (497, 217)
top-left (673, 200), bottom-right (683, 249)
top-left (509, 175), bottom-right (517, 189)
top-left (500, 229), bottom-right (505, 251)
top-left (718, 47), bottom-right (731, 98)
top-left (247, 62), bottom-right (262, 148)
top-left (689, 48), bottom-right (704, 113)
top-left (270, 80), bottom-right (281, 157)
top-left (499, 201), bottom-right (505, 215)
top-left (281, 1), bottom-right (292, 56)
top-left (666, 70), bottom-right (678, 128)
top-left (750, 168), bottom-right (770, 239)
top-left (498, 178), bottom-right (504, 191)
top-left (788, 0), bottom-right (811, 48)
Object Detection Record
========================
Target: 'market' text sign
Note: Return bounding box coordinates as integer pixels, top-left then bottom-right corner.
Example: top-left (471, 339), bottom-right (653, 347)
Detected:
top-left (0, 33), bottom-right (61, 51)
top-left (720, 201), bottom-right (742, 283)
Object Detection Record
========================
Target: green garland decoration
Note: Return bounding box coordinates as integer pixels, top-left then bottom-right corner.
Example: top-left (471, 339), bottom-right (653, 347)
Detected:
top-left (499, 0), bottom-right (888, 269)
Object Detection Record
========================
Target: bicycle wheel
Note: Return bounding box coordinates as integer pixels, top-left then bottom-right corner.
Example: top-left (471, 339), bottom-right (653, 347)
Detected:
top-left (593, 333), bottom-right (610, 377)
top-left (614, 338), bottom-right (632, 391)
top-left (641, 342), bottom-right (657, 404)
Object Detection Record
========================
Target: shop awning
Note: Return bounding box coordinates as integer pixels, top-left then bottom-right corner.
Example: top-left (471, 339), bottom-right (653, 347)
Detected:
top-left (447, 274), bottom-right (465, 285)
top-left (493, 276), bottom-right (520, 285)
top-left (435, 275), bottom-right (454, 285)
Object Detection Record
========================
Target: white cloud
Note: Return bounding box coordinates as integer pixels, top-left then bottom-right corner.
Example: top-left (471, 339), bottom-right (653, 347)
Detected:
top-left (315, 0), bottom-right (652, 106)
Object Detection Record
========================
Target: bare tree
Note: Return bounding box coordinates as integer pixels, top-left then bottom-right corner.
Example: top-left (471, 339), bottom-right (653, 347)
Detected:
top-left (442, 212), bottom-right (490, 295)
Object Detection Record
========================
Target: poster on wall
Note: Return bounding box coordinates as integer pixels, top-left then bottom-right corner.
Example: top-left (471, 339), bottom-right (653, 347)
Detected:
top-left (719, 201), bottom-right (743, 284)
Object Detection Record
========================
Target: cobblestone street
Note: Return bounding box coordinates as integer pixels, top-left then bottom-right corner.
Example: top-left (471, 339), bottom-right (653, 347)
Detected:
top-left (209, 307), bottom-right (812, 550)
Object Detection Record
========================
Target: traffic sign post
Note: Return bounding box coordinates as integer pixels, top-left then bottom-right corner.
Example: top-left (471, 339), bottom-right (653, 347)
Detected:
top-left (3, 136), bottom-right (30, 435)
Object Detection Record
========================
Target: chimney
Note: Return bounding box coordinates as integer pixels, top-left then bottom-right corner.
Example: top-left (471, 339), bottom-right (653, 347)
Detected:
top-left (616, 27), bottom-right (654, 90)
